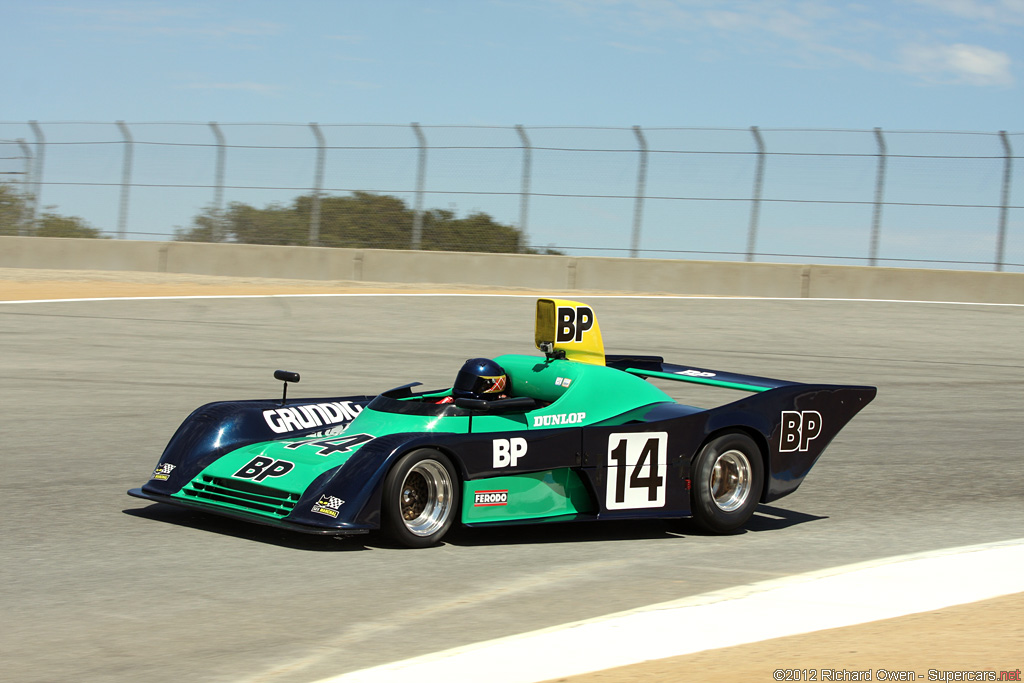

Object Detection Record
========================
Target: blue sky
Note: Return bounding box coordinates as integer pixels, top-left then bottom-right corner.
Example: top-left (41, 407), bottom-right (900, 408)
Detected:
top-left (2, 0), bottom-right (1022, 130)
top-left (1, 1), bottom-right (1021, 269)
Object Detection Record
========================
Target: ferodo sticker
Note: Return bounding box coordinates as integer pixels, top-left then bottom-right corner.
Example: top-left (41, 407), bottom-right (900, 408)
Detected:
top-left (474, 490), bottom-right (508, 507)
top-left (262, 401), bottom-right (363, 434)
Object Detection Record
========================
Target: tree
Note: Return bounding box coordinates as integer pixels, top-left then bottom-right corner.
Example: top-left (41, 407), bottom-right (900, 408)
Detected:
top-left (421, 209), bottom-right (522, 252)
top-left (0, 183), bottom-right (107, 238)
top-left (175, 191), bottom-right (560, 254)
top-left (36, 212), bottom-right (107, 239)
top-left (0, 184), bottom-right (30, 236)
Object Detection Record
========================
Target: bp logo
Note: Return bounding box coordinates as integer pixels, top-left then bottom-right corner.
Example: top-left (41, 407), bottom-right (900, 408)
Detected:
top-left (232, 457), bottom-right (295, 482)
top-left (779, 410), bottom-right (823, 452)
top-left (556, 306), bottom-right (595, 343)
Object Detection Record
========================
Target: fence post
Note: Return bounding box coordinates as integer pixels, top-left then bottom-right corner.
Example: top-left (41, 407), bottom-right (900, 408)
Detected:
top-left (411, 123), bottom-right (427, 250)
top-left (16, 139), bottom-right (32, 236)
top-left (309, 122), bottom-right (326, 247)
top-left (28, 121), bottom-right (44, 230)
top-left (869, 127), bottom-right (887, 267)
top-left (996, 131), bottom-right (1012, 273)
top-left (747, 126), bottom-right (766, 262)
top-left (209, 122), bottom-right (226, 241)
top-left (515, 124), bottom-right (532, 253)
top-left (630, 125), bottom-right (648, 258)
top-left (116, 121), bottom-right (133, 240)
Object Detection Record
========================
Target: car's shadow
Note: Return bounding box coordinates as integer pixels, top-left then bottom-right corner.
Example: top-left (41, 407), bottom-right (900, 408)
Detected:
top-left (124, 502), bottom-right (825, 551)
top-left (444, 505), bottom-right (826, 546)
top-left (122, 505), bottom-right (369, 551)
top-left (744, 505), bottom-right (828, 532)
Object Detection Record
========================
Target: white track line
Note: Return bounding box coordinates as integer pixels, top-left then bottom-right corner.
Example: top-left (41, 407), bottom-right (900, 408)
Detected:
top-left (317, 539), bottom-right (1024, 683)
top-left (2, 293), bottom-right (1022, 306)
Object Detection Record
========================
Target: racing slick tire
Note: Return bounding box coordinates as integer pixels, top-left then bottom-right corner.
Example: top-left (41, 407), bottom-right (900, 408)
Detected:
top-left (382, 449), bottom-right (460, 548)
top-left (691, 432), bottom-right (764, 534)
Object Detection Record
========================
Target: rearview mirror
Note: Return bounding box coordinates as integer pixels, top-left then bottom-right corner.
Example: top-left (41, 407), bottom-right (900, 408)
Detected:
top-left (274, 370), bottom-right (300, 383)
top-left (274, 369), bottom-right (300, 405)
top-left (535, 299), bottom-right (556, 349)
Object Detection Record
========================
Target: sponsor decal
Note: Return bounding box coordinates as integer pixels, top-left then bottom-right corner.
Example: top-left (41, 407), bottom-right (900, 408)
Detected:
top-left (152, 463), bottom-right (175, 481)
top-left (311, 494), bottom-right (344, 518)
top-left (233, 457), bottom-right (295, 482)
top-left (303, 425), bottom-right (348, 439)
top-left (474, 490), bottom-right (509, 507)
top-left (532, 412), bottom-right (586, 427)
top-left (492, 437), bottom-right (527, 468)
top-left (676, 369), bottom-right (716, 378)
top-left (283, 433), bottom-right (374, 456)
top-left (262, 401), bottom-right (363, 435)
top-left (780, 410), bottom-right (823, 452)
top-left (556, 305), bottom-right (595, 343)
top-left (554, 377), bottom-right (573, 388)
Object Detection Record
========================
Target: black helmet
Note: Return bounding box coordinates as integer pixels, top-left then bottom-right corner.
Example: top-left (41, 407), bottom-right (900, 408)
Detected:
top-left (453, 358), bottom-right (509, 400)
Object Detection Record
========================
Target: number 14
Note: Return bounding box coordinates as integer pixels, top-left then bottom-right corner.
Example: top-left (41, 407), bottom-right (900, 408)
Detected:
top-left (606, 432), bottom-right (667, 510)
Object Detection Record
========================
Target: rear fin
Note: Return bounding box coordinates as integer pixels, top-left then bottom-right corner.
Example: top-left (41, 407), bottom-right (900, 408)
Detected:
top-left (535, 299), bottom-right (605, 365)
top-left (606, 355), bottom-right (797, 392)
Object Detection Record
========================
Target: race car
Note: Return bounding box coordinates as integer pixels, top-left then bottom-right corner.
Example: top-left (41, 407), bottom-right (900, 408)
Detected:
top-left (128, 298), bottom-right (876, 548)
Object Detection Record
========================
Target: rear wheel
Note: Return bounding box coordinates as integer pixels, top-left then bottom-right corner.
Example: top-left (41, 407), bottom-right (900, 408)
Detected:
top-left (691, 433), bottom-right (763, 534)
top-left (382, 449), bottom-right (459, 548)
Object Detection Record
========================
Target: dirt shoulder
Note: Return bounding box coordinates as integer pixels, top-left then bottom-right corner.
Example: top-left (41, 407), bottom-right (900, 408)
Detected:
top-left (0, 268), bottom-right (613, 300)
top-left (548, 592), bottom-right (1023, 682)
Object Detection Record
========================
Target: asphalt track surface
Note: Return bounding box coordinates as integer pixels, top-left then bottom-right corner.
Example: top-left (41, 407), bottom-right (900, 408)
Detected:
top-left (2, 289), bottom-right (1022, 682)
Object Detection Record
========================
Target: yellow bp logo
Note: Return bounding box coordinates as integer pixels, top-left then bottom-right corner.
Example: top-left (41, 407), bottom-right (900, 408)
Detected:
top-left (556, 305), bottom-right (595, 343)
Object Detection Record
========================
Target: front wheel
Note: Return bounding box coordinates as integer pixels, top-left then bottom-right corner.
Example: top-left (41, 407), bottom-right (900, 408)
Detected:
top-left (691, 433), bottom-right (764, 534)
top-left (381, 449), bottom-right (459, 548)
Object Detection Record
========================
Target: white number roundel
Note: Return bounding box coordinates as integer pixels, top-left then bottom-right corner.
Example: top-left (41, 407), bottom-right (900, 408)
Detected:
top-left (606, 432), bottom-right (667, 510)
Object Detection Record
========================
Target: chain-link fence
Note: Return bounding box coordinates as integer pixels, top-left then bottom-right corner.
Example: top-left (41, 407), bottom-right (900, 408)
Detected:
top-left (1, 122), bottom-right (1020, 272)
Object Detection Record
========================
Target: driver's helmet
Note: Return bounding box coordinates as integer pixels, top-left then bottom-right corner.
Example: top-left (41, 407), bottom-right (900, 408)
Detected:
top-left (452, 358), bottom-right (509, 400)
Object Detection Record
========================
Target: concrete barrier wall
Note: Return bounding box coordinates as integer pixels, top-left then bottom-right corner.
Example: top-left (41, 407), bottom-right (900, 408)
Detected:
top-left (574, 257), bottom-right (810, 298)
top-left (2, 236), bottom-right (1022, 304)
top-left (806, 264), bottom-right (1024, 304)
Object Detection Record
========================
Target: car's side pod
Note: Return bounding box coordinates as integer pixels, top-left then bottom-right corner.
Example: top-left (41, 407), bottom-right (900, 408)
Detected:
top-left (607, 354), bottom-right (876, 502)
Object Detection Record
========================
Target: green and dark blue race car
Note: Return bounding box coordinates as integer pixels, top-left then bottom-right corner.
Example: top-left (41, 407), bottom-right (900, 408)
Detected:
top-left (129, 299), bottom-right (876, 547)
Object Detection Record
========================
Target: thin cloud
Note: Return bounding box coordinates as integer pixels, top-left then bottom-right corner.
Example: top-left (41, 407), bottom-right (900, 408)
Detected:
top-left (606, 41), bottom-right (664, 54)
top-left (45, 4), bottom-right (283, 39)
top-left (339, 80), bottom-right (383, 90)
top-left (46, 5), bottom-right (206, 22)
top-left (909, 0), bottom-right (1024, 27)
top-left (181, 82), bottom-right (284, 95)
top-left (900, 43), bottom-right (1014, 85)
top-left (326, 34), bottom-right (367, 43)
top-left (552, 0), bottom-right (1020, 87)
